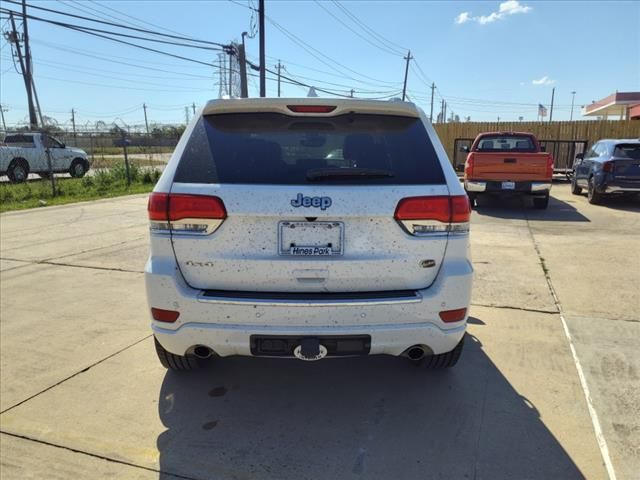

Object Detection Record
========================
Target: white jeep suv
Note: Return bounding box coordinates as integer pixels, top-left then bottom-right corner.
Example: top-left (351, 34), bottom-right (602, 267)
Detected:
top-left (146, 98), bottom-right (472, 371)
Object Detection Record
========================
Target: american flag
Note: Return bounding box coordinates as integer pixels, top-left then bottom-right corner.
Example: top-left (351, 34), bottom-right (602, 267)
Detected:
top-left (538, 104), bottom-right (548, 117)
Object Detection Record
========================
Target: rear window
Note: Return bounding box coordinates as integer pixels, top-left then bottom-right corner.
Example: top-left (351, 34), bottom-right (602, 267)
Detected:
top-left (475, 135), bottom-right (536, 152)
top-left (4, 135), bottom-right (35, 147)
top-left (614, 144), bottom-right (640, 160)
top-left (174, 113), bottom-right (446, 185)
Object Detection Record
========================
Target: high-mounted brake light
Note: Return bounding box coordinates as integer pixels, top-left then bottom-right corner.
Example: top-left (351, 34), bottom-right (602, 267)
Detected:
top-left (147, 193), bottom-right (226, 235)
top-left (394, 196), bottom-right (470, 236)
top-left (286, 105), bottom-right (337, 113)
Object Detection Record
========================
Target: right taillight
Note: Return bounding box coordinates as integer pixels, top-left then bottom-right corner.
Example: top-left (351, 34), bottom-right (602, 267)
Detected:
top-left (546, 154), bottom-right (554, 178)
top-left (602, 160), bottom-right (614, 173)
top-left (148, 192), bottom-right (226, 235)
top-left (394, 195), bottom-right (470, 236)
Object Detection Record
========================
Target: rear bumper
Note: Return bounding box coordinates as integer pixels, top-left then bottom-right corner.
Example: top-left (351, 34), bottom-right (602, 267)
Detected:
top-left (146, 257), bottom-right (473, 358)
top-left (465, 180), bottom-right (551, 194)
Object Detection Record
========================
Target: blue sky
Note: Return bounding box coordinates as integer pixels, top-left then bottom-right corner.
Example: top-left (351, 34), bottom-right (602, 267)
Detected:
top-left (1, 0), bottom-right (639, 129)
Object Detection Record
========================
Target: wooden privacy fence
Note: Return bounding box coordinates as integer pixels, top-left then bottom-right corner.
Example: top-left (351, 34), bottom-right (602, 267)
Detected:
top-left (433, 120), bottom-right (640, 164)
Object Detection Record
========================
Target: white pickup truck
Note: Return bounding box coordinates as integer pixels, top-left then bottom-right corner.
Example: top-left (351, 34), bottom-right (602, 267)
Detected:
top-left (1, 132), bottom-right (90, 183)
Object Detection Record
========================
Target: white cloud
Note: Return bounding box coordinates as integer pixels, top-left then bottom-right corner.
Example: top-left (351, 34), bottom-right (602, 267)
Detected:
top-left (454, 1), bottom-right (532, 25)
top-left (532, 75), bottom-right (555, 86)
top-left (455, 12), bottom-right (472, 24)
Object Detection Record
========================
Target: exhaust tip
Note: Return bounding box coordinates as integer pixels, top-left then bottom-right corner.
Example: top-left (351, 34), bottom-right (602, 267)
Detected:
top-left (406, 346), bottom-right (426, 361)
top-left (192, 345), bottom-right (213, 359)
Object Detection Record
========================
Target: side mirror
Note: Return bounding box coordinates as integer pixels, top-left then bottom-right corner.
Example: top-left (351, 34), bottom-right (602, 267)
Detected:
top-left (60, 143), bottom-right (66, 149)
top-left (575, 153), bottom-right (584, 161)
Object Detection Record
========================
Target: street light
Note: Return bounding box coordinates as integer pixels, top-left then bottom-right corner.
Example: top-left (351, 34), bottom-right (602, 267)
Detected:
top-left (570, 91), bottom-right (577, 121)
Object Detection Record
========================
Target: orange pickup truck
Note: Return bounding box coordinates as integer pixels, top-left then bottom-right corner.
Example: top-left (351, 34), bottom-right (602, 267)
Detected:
top-left (463, 132), bottom-right (553, 209)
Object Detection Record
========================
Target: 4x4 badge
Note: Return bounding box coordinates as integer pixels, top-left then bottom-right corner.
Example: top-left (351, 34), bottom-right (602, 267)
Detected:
top-left (291, 193), bottom-right (332, 210)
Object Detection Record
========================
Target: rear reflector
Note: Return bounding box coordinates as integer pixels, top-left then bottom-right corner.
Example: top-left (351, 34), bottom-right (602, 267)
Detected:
top-left (287, 105), bottom-right (337, 113)
top-left (151, 307), bottom-right (180, 323)
top-left (148, 193), bottom-right (226, 234)
top-left (439, 308), bottom-right (467, 323)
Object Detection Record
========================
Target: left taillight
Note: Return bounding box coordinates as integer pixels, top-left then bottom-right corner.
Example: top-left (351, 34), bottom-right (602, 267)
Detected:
top-left (546, 154), bottom-right (554, 178)
top-left (394, 195), bottom-right (470, 236)
top-left (148, 192), bottom-right (226, 235)
top-left (602, 160), bottom-right (614, 173)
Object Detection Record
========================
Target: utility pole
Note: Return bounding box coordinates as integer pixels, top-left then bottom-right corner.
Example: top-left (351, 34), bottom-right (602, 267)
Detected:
top-left (192, 102), bottom-right (196, 115)
top-left (22, 1), bottom-right (38, 129)
top-left (350, 89), bottom-right (354, 98)
top-left (401, 50), bottom-right (412, 101)
top-left (443, 101), bottom-right (447, 123)
top-left (276, 60), bottom-right (282, 97)
top-left (71, 109), bottom-right (77, 139)
top-left (549, 87), bottom-right (555, 122)
top-left (429, 82), bottom-right (435, 123)
top-left (8, 13), bottom-right (37, 129)
top-left (0, 105), bottom-right (7, 132)
top-left (143, 103), bottom-right (150, 136)
top-left (239, 36), bottom-right (248, 98)
top-left (185, 106), bottom-right (190, 124)
top-left (570, 91), bottom-right (576, 121)
top-left (440, 99), bottom-right (445, 123)
top-left (258, 0), bottom-right (266, 97)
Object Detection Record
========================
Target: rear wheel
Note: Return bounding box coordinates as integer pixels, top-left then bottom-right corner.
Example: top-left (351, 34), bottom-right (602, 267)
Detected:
top-left (154, 337), bottom-right (200, 371)
top-left (8, 160), bottom-right (29, 183)
top-left (533, 194), bottom-right (549, 209)
top-left (571, 175), bottom-right (582, 195)
top-left (419, 335), bottom-right (465, 369)
top-left (587, 177), bottom-right (602, 205)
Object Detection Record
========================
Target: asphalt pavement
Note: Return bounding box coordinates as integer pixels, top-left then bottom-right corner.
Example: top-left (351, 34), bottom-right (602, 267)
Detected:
top-left (0, 185), bottom-right (638, 479)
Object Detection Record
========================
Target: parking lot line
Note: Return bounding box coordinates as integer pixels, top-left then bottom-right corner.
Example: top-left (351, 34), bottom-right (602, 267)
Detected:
top-left (526, 217), bottom-right (616, 480)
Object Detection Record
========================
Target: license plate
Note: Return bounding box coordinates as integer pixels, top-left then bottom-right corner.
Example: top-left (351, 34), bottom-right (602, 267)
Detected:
top-left (279, 221), bottom-right (343, 256)
top-left (502, 181), bottom-right (515, 190)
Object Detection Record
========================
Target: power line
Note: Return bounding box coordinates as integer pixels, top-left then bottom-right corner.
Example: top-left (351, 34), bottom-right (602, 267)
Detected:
top-left (1, 8), bottom-right (222, 68)
top-left (266, 15), bottom-right (399, 88)
top-left (331, 0), bottom-right (407, 54)
top-left (312, 1), bottom-right (401, 56)
top-left (1, 7), bottom-right (224, 52)
top-left (3, 0), bottom-right (229, 47)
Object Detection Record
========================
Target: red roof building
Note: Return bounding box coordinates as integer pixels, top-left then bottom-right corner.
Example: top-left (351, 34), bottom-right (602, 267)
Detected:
top-left (582, 91), bottom-right (640, 120)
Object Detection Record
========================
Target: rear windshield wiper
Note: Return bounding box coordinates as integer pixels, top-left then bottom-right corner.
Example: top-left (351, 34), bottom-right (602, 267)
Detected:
top-left (306, 167), bottom-right (395, 181)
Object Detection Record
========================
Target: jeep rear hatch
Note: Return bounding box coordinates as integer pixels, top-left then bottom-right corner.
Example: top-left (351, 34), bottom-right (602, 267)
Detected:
top-left (162, 110), bottom-right (457, 293)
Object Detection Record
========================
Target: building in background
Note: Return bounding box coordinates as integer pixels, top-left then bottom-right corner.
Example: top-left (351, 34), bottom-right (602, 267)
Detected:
top-left (582, 91), bottom-right (640, 120)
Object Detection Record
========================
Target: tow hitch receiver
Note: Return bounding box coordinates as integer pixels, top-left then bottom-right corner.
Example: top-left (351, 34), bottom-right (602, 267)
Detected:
top-left (294, 338), bottom-right (328, 361)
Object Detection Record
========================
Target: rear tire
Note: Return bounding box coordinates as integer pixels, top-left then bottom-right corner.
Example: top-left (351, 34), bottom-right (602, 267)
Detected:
top-left (533, 194), bottom-right (549, 209)
top-left (571, 176), bottom-right (582, 195)
top-left (8, 160), bottom-right (29, 183)
top-left (154, 337), bottom-right (200, 371)
top-left (587, 177), bottom-right (602, 205)
top-left (421, 335), bottom-right (465, 369)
